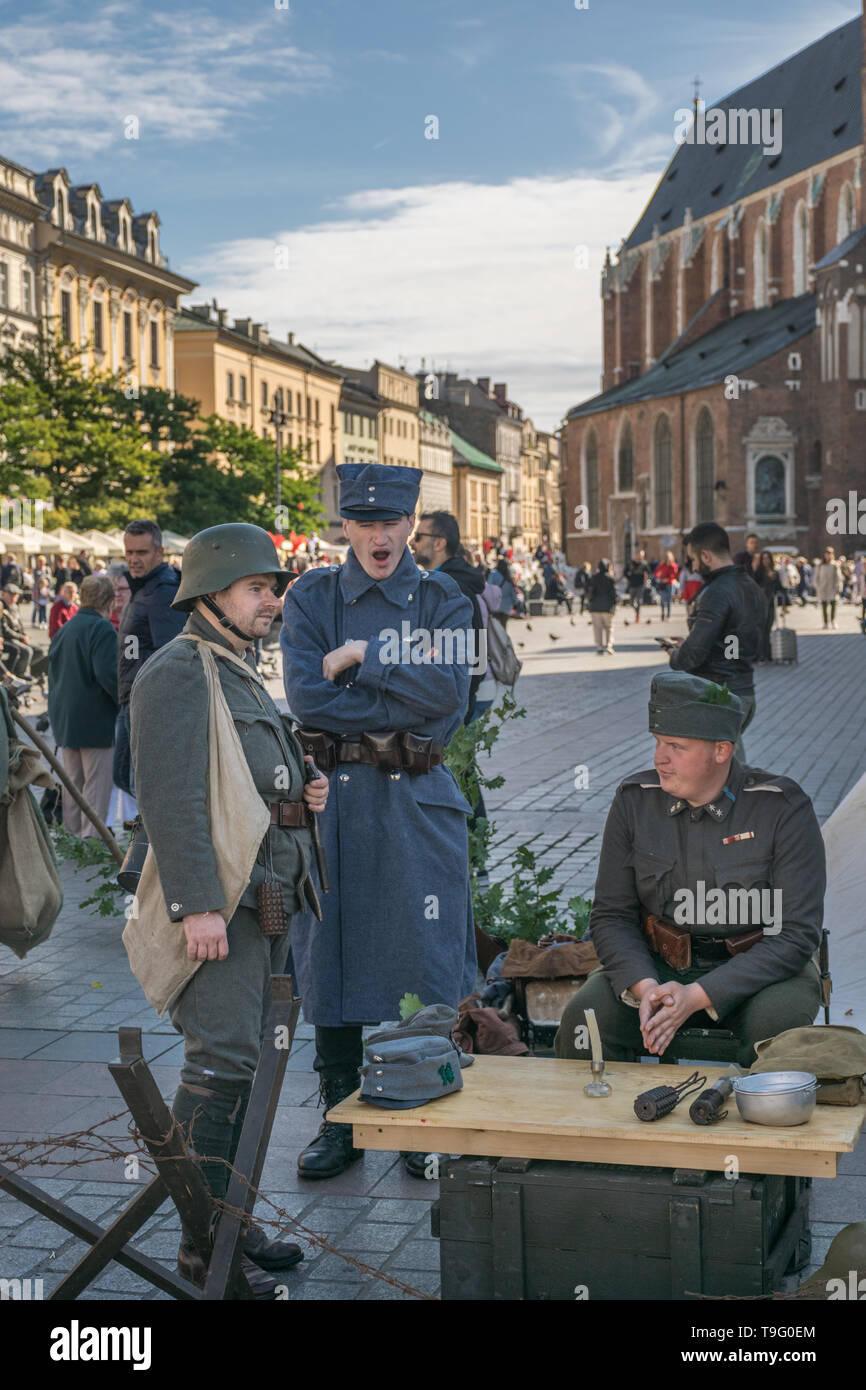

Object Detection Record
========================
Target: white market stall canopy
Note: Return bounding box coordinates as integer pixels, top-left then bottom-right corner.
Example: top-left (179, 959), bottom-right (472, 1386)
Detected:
top-left (14, 525), bottom-right (63, 554)
top-left (47, 527), bottom-right (98, 553)
top-left (79, 529), bottom-right (121, 557)
top-left (160, 530), bottom-right (191, 552)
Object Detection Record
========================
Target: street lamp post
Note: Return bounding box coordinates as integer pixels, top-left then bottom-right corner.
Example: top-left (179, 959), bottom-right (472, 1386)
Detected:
top-left (266, 396), bottom-right (290, 518)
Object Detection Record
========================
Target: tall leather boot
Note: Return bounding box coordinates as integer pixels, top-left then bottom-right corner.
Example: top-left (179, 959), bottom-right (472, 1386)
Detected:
top-left (296, 1068), bottom-right (363, 1179)
top-left (171, 1079), bottom-right (285, 1298)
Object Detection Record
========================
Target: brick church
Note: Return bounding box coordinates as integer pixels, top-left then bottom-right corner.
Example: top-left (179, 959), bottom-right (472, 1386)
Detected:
top-left (564, 7), bottom-right (866, 570)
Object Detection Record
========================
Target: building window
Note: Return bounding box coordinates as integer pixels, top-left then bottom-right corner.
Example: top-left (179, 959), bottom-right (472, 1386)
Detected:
top-left (239, 374), bottom-right (247, 403)
top-left (150, 320), bottom-right (159, 368)
top-left (695, 409), bottom-right (715, 521)
top-left (296, 392), bottom-right (302, 415)
top-left (617, 419), bottom-right (634, 491)
top-left (61, 290), bottom-right (72, 341)
top-left (261, 381), bottom-right (268, 408)
top-left (314, 397), bottom-right (320, 423)
top-left (793, 201), bottom-right (809, 295)
top-left (123, 310), bottom-right (133, 360)
top-left (315, 440), bottom-right (320, 464)
top-left (585, 430), bottom-right (600, 530)
top-left (306, 396), bottom-right (311, 423)
top-left (653, 414), bottom-right (673, 526)
top-left (227, 371), bottom-right (235, 401)
top-left (276, 387), bottom-right (284, 411)
top-left (93, 300), bottom-right (104, 351)
top-left (754, 455), bottom-right (786, 516)
top-left (330, 403), bottom-right (335, 430)
top-left (753, 219), bottom-right (768, 309)
top-left (710, 238), bottom-right (721, 294)
top-left (0, 261), bottom-right (7, 308)
top-left (837, 183), bottom-right (855, 244)
top-left (21, 268), bottom-right (34, 317)
top-left (847, 303), bottom-right (862, 379)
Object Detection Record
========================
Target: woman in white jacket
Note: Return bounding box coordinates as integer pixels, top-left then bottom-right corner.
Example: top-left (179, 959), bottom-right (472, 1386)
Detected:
top-left (814, 546), bottom-right (843, 628)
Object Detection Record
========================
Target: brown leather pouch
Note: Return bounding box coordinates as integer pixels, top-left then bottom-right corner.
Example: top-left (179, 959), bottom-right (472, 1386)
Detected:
top-left (362, 730), bottom-right (403, 770)
top-left (297, 729), bottom-right (337, 774)
top-left (401, 732), bottom-right (435, 773)
top-left (642, 912), bottom-right (692, 971)
top-left (724, 928), bottom-right (764, 957)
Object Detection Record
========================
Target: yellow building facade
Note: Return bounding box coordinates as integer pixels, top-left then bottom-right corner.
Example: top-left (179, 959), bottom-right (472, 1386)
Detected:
top-left (355, 361), bottom-right (420, 468)
top-left (33, 167), bottom-right (194, 387)
top-left (174, 303), bottom-right (345, 529)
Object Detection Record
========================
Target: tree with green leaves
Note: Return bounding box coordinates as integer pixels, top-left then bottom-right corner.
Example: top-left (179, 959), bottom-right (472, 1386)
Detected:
top-left (0, 330), bottom-right (171, 528)
top-left (156, 411), bottom-right (324, 536)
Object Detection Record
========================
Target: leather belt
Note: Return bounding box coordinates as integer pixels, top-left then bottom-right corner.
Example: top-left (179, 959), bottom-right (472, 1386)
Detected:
top-left (297, 728), bottom-right (444, 775)
top-left (268, 800), bottom-right (310, 828)
top-left (640, 907), bottom-right (763, 972)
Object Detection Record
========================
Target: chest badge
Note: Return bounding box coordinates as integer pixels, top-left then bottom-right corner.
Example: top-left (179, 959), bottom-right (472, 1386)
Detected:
top-left (722, 830), bottom-right (756, 845)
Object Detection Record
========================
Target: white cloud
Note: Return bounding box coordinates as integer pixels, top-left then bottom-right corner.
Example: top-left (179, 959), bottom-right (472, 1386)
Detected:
top-left (0, 3), bottom-right (333, 164)
top-left (186, 173), bottom-right (657, 431)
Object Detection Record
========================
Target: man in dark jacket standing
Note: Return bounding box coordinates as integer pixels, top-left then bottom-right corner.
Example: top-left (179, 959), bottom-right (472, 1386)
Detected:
top-left (410, 511), bottom-right (484, 714)
top-left (114, 519), bottom-right (185, 793)
top-left (667, 522), bottom-right (763, 758)
top-left (48, 574), bottom-right (118, 837)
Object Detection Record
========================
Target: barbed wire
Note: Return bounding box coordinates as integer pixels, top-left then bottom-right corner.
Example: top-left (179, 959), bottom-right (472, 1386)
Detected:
top-left (0, 1113), bottom-right (437, 1301)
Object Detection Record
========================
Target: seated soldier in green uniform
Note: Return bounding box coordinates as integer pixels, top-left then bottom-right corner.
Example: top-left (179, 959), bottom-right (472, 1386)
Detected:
top-left (555, 671), bottom-right (825, 1068)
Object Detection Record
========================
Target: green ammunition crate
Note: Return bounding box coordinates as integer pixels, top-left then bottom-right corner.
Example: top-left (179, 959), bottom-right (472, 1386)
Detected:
top-left (431, 1156), bottom-right (810, 1300)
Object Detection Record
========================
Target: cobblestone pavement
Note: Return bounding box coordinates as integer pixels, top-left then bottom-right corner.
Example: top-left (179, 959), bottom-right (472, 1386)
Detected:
top-left (2, 596), bottom-right (864, 1299)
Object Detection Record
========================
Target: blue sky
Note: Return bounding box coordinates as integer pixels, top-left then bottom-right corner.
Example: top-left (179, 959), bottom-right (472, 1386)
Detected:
top-left (0, 0), bottom-right (858, 427)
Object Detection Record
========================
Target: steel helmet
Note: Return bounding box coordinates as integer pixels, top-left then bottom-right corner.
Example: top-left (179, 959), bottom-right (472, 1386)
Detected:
top-left (172, 523), bottom-right (289, 612)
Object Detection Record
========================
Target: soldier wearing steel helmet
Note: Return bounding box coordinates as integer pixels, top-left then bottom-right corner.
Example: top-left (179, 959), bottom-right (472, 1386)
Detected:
top-left (129, 523), bottom-right (329, 1297)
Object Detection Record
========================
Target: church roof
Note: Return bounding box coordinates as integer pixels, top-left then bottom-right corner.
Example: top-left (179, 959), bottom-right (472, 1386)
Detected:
top-left (566, 293), bottom-right (815, 420)
top-left (623, 18), bottom-right (861, 251)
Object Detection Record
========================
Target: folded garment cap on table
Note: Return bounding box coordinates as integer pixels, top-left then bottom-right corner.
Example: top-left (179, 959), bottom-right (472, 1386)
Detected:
top-left (367, 1003), bottom-right (474, 1067)
top-left (359, 1034), bottom-right (464, 1109)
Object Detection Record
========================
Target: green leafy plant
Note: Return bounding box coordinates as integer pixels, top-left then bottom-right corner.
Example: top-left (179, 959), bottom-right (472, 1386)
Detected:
top-left (446, 692), bottom-right (592, 945)
top-left (50, 826), bottom-right (129, 918)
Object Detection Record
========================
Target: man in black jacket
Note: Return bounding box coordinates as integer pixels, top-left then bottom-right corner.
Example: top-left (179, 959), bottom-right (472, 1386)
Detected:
top-left (667, 522), bottom-right (763, 758)
top-left (114, 519), bottom-right (185, 793)
top-left (410, 511), bottom-right (485, 716)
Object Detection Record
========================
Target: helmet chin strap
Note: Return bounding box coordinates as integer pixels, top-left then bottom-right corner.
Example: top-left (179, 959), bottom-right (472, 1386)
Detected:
top-left (200, 594), bottom-right (255, 643)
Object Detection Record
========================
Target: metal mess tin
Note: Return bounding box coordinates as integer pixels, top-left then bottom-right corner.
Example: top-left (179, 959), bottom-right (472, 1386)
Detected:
top-left (732, 1071), bottom-right (818, 1126)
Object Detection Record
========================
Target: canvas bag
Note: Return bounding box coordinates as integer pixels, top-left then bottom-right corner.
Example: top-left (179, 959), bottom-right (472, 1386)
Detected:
top-left (122, 636), bottom-right (270, 1016)
top-left (485, 613), bottom-right (522, 688)
top-left (750, 1025), bottom-right (866, 1105)
top-left (0, 688), bottom-right (63, 959)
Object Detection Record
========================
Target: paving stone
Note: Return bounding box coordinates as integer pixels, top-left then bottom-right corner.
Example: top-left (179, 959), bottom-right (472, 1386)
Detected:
top-left (387, 1238), bottom-right (441, 1271)
top-left (359, 1198), bottom-right (431, 1223)
top-left (333, 1221), bottom-right (409, 1253)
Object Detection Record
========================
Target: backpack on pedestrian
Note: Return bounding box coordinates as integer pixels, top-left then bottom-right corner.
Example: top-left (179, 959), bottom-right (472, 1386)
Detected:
top-left (483, 609), bottom-right (522, 688)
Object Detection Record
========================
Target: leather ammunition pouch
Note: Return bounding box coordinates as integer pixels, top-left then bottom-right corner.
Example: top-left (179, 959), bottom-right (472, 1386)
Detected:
top-left (640, 907), bottom-right (763, 972)
top-left (296, 728), bottom-right (443, 776)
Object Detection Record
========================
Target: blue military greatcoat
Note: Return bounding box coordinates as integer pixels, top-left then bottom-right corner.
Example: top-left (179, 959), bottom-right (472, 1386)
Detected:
top-left (281, 546), bottom-right (477, 1025)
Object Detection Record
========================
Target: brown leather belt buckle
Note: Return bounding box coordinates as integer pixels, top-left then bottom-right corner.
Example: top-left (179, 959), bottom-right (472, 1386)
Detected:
top-left (269, 800), bottom-right (308, 828)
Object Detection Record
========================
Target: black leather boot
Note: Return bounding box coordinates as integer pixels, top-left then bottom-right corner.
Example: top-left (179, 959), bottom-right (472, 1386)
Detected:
top-left (296, 1069), bottom-right (363, 1179)
top-left (177, 1237), bottom-right (282, 1299)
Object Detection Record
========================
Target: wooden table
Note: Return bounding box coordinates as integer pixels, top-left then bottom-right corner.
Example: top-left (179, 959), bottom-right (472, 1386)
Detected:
top-left (330, 1056), bottom-right (866, 1178)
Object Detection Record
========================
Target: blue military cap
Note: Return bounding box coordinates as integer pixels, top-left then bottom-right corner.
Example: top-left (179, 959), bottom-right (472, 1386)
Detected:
top-left (337, 463), bottom-right (423, 521)
top-left (359, 1034), bottom-right (464, 1109)
top-left (649, 671), bottom-right (744, 743)
top-left (367, 1004), bottom-right (474, 1068)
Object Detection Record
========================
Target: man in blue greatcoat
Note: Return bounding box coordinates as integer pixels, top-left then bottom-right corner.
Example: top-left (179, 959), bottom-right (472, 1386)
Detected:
top-left (281, 463), bottom-right (477, 1179)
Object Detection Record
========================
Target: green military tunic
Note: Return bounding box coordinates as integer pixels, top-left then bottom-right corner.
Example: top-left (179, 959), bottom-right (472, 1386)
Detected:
top-left (130, 610), bottom-right (311, 1085)
top-left (555, 756), bottom-right (826, 1066)
top-left (131, 610), bottom-right (311, 922)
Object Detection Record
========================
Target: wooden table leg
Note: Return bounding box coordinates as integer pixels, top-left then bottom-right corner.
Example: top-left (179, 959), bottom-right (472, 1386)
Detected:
top-left (203, 975), bottom-right (300, 1301)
